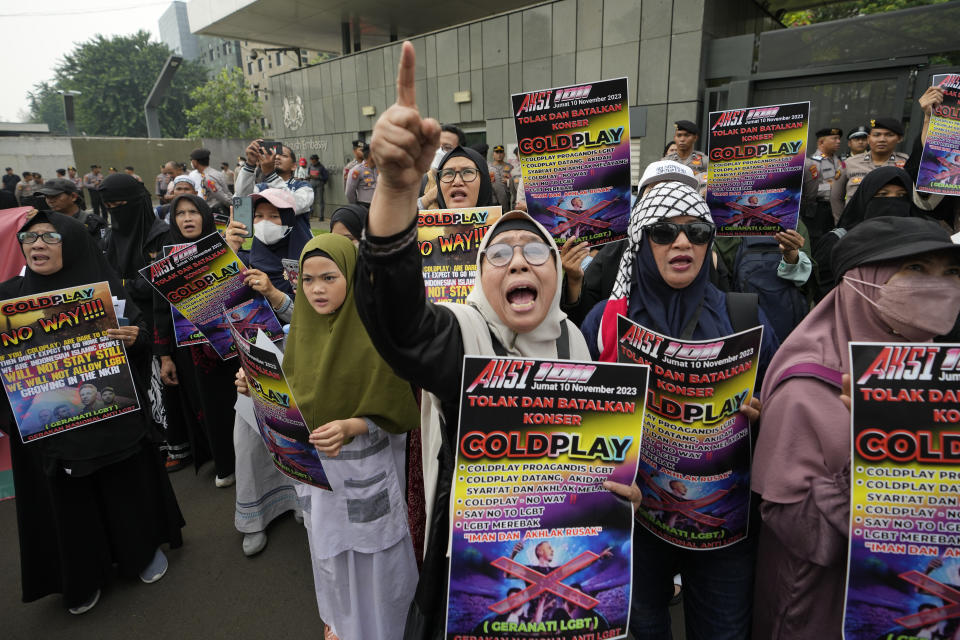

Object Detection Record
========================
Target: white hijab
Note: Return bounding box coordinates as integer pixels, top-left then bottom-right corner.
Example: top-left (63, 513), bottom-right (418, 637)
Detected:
top-left (420, 210), bottom-right (591, 552)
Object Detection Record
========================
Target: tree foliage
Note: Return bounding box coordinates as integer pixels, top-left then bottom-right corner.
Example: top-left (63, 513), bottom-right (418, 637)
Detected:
top-left (28, 31), bottom-right (208, 138)
top-left (185, 67), bottom-right (264, 139)
top-left (782, 0), bottom-right (951, 27)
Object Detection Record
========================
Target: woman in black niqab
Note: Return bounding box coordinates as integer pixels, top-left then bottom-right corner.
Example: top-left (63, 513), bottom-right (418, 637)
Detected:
top-left (0, 211), bottom-right (184, 612)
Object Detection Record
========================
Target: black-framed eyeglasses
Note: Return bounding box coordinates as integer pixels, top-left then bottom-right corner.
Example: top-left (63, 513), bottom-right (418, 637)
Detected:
top-left (438, 167), bottom-right (479, 183)
top-left (483, 242), bottom-right (552, 267)
top-left (18, 231), bottom-right (63, 245)
top-left (645, 221), bottom-right (714, 245)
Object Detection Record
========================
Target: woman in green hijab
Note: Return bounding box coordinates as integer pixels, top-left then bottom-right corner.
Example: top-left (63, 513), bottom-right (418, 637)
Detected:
top-left (284, 232), bottom-right (420, 640)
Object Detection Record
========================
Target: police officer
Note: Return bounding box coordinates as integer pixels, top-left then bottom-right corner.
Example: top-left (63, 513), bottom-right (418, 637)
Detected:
top-left (35, 178), bottom-right (108, 249)
top-left (343, 139), bottom-right (364, 182)
top-left (489, 144), bottom-right (513, 186)
top-left (802, 127), bottom-right (844, 246)
top-left (830, 117), bottom-right (909, 221)
top-left (843, 126), bottom-right (869, 160)
top-left (344, 143), bottom-right (377, 206)
top-left (663, 120), bottom-right (708, 189)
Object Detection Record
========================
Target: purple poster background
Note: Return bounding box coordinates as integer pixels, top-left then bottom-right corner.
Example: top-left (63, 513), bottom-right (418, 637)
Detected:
top-left (843, 342), bottom-right (960, 640)
top-left (617, 317), bottom-right (762, 550)
top-left (917, 74), bottom-right (960, 195)
top-left (706, 101), bottom-right (809, 236)
top-left (511, 78), bottom-right (631, 248)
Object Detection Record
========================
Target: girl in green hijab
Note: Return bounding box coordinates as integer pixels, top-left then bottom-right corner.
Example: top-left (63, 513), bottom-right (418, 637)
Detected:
top-left (285, 233), bottom-right (420, 640)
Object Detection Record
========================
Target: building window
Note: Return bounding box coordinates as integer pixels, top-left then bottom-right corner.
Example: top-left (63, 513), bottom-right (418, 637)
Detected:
top-left (248, 62), bottom-right (252, 74)
top-left (258, 59), bottom-right (263, 72)
top-left (276, 52), bottom-right (282, 66)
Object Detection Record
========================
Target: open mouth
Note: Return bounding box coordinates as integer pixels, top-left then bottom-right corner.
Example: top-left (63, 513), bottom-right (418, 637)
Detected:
top-left (449, 188), bottom-right (469, 201)
top-left (29, 252), bottom-right (50, 266)
top-left (311, 297), bottom-right (328, 307)
top-left (505, 283), bottom-right (538, 312)
top-left (669, 255), bottom-right (693, 270)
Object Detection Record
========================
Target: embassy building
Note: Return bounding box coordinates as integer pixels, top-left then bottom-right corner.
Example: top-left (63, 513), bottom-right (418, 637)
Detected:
top-left (188, 0), bottom-right (960, 210)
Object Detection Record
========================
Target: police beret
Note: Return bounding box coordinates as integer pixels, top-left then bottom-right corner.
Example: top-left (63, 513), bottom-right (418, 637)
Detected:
top-left (848, 126), bottom-right (868, 140)
top-left (815, 127), bottom-right (842, 138)
top-left (674, 120), bottom-right (700, 136)
top-left (493, 145), bottom-right (505, 152)
top-left (868, 118), bottom-right (904, 136)
top-left (352, 139), bottom-right (364, 148)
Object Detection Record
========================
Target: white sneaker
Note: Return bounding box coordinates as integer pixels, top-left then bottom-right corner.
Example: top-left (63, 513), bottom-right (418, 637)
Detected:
top-left (139, 548), bottom-right (169, 584)
top-left (215, 473), bottom-right (235, 488)
top-left (68, 589), bottom-right (100, 615)
top-left (242, 531), bottom-right (268, 556)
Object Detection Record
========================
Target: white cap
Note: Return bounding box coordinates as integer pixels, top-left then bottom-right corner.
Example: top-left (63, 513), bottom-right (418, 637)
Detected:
top-left (639, 160), bottom-right (698, 191)
top-left (172, 175), bottom-right (198, 190)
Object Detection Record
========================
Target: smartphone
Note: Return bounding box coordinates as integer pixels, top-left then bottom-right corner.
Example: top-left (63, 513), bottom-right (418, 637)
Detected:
top-left (232, 196), bottom-right (254, 238)
top-left (259, 140), bottom-right (283, 156)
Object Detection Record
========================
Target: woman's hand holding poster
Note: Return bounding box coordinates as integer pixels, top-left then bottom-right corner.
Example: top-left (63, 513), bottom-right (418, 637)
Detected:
top-left (616, 315), bottom-right (762, 549)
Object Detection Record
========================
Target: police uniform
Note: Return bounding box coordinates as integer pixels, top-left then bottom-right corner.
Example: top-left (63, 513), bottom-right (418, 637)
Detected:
top-left (841, 126), bottom-right (869, 161)
top-left (664, 120), bottom-right (708, 189)
top-left (801, 127), bottom-right (845, 246)
top-left (344, 161), bottom-right (378, 205)
top-left (342, 139), bottom-right (364, 182)
top-left (830, 118), bottom-right (909, 221)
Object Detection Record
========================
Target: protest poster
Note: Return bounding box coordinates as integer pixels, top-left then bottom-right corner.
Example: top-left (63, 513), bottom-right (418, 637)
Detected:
top-left (511, 78), bottom-right (631, 248)
top-left (706, 101), bottom-right (809, 236)
top-left (163, 245), bottom-right (207, 347)
top-left (917, 74), bottom-right (960, 196)
top-left (843, 342), bottom-right (960, 640)
top-left (445, 356), bottom-right (648, 640)
top-left (0, 281), bottom-right (141, 443)
top-left (140, 232), bottom-right (283, 359)
top-left (227, 320), bottom-right (331, 490)
top-left (418, 206), bottom-right (502, 305)
top-left (0, 433), bottom-right (13, 500)
top-left (616, 316), bottom-right (762, 550)
top-left (281, 258), bottom-right (299, 290)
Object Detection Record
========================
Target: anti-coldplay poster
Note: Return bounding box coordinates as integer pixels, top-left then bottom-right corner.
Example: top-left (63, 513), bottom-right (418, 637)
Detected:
top-left (140, 232), bottom-right (283, 359)
top-left (227, 321), bottom-right (330, 490)
top-left (843, 342), bottom-right (960, 640)
top-left (418, 206), bottom-right (501, 305)
top-left (917, 74), bottom-right (960, 196)
top-left (445, 356), bottom-right (649, 640)
top-left (617, 316), bottom-right (762, 550)
top-left (0, 281), bottom-right (140, 443)
top-left (512, 78), bottom-right (631, 248)
top-left (706, 101), bottom-right (809, 236)
top-left (163, 244), bottom-right (207, 347)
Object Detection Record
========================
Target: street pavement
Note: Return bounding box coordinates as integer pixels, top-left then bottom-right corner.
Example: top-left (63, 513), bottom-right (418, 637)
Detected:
top-left (0, 461), bottom-right (319, 639)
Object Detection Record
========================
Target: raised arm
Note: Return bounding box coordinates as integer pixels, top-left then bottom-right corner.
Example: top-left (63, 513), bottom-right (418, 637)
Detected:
top-left (367, 41), bottom-right (441, 236)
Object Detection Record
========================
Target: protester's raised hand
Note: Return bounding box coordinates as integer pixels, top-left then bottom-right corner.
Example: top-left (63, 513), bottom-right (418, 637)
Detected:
top-left (919, 86), bottom-right (945, 116)
top-left (371, 41), bottom-right (441, 194)
top-left (225, 210), bottom-right (248, 252)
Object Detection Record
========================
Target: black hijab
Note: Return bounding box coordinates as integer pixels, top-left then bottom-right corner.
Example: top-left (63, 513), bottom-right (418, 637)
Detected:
top-left (329, 204), bottom-right (368, 239)
top-left (0, 211), bottom-right (147, 474)
top-left (164, 194), bottom-right (217, 245)
top-left (100, 173), bottom-right (168, 278)
top-left (247, 201), bottom-right (312, 295)
top-left (435, 146), bottom-right (495, 209)
top-left (836, 166), bottom-right (913, 230)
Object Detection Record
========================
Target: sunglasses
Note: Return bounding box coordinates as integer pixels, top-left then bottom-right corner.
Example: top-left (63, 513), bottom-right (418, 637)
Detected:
top-left (438, 168), bottom-right (479, 183)
top-left (483, 242), bottom-right (552, 267)
top-left (645, 221), bottom-right (714, 245)
top-left (18, 231), bottom-right (63, 245)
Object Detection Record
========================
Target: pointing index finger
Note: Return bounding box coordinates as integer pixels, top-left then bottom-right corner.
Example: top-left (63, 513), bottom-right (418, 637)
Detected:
top-left (396, 41), bottom-right (417, 109)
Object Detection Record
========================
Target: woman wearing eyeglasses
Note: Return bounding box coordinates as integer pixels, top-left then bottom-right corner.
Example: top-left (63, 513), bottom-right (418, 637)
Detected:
top-left (580, 181), bottom-right (779, 640)
top-left (354, 43), bottom-right (593, 640)
top-left (0, 212), bottom-right (184, 615)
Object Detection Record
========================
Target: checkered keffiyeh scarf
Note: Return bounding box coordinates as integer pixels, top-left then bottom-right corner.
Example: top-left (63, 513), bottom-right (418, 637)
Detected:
top-left (597, 181), bottom-right (713, 361)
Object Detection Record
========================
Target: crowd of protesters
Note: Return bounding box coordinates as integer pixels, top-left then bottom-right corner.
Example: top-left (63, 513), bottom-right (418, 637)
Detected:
top-left (2, 40), bottom-right (960, 640)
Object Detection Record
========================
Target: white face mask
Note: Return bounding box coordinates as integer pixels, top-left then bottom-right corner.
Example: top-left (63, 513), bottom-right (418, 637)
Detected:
top-left (253, 220), bottom-right (290, 245)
